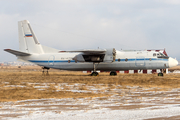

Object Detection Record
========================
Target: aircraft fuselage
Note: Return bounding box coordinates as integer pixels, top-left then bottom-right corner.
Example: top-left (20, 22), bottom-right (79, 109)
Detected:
top-left (18, 50), bottom-right (176, 71)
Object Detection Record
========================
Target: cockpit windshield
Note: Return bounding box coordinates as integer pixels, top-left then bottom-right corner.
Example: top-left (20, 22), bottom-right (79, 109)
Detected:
top-left (160, 53), bottom-right (165, 56)
top-left (156, 52), bottom-right (169, 59)
top-left (153, 52), bottom-right (166, 57)
top-left (159, 53), bottom-right (165, 56)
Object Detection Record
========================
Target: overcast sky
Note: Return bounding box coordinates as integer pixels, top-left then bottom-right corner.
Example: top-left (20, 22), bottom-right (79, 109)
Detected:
top-left (1, 0), bottom-right (180, 61)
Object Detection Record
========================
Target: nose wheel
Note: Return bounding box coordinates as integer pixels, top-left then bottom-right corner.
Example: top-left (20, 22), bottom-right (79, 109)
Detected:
top-left (158, 69), bottom-right (164, 76)
top-left (158, 73), bottom-right (163, 76)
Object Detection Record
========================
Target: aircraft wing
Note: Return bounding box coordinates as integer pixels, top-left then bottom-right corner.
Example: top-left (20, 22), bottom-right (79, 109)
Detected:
top-left (59, 49), bottom-right (106, 54)
top-left (4, 49), bottom-right (31, 56)
top-left (59, 48), bottom-right (115, 63)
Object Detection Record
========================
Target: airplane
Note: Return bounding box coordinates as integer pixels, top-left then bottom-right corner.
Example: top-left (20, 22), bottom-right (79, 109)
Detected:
top-left (4, 20), bottom-right (178, 76)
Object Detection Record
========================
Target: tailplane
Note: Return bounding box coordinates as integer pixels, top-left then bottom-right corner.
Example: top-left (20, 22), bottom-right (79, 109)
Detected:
top-left (4, 49), bottom-right (31, 56)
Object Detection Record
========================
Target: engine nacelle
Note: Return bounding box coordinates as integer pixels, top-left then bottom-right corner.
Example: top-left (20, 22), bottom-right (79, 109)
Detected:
top-left (103, 48), bottom-right (116, 62)
top-left (72, 48), bottom-right (116, 63)
top-left (73, 54), bottom-right (85, 62)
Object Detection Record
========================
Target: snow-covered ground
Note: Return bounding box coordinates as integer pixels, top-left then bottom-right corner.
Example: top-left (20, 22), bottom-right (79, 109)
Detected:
top-left (1, 87), bottom-right (180, 120)
top-left (11, 106), bottom-right (180, 120)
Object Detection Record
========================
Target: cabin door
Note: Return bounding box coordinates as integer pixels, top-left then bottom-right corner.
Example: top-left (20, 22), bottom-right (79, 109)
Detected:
top-left (135, 57), bottom-right (145, 67)
top-left (48, 56), bottom-right (55, 66)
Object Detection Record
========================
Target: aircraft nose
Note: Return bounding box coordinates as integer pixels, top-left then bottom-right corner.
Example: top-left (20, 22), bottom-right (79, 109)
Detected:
top-left (169, 57), bottom-right (178, 68)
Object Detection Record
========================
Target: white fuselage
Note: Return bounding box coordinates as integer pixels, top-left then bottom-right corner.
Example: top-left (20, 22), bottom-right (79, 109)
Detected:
top-left (18, 50), bottom-right (177, 71)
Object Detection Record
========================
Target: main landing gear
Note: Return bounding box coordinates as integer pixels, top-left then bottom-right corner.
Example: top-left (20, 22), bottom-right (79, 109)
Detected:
top-left (90, 63), bottom-right (118, 76)
top-left (91, 72), bottom-right (99, 76)
top-left (91, 71), bottom-right (118, 76)
top-left (110, 71), bottom-right (117, 76)
top-left (90, 62), bottom-right (118, 76)
top-left (91, 63), bottom-right (99, 76)
top-left (42, 67), bottom-right (50, 75)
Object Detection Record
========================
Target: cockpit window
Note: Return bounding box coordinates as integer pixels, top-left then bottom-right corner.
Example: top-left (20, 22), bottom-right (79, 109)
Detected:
top-left (160, 53), bottom-right (164, 56)
top-left (156, 52), bottom-right (169, 59)
top-left (154, 52), bottom-right (165, 57)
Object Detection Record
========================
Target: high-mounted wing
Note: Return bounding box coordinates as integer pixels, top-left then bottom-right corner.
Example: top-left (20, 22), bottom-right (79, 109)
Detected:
top-left (4, 49), bottom-right (31, 56)
top-left (60, 48), bottom-right (116, 63)
top-left (59, 49), bottom-right (106, 54)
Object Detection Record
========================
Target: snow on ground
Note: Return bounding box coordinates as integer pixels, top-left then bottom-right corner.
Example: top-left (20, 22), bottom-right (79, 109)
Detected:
top-left (173, 70), bottom-right (180, 73)
top-left (1, 86), bottom-right (180, 120)
top-left (17, 107), bottom-right (180, 120)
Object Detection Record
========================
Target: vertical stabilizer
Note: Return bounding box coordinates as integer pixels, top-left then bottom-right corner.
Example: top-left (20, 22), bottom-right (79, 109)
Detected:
top-left (18, 20), bottom-right (44, 54)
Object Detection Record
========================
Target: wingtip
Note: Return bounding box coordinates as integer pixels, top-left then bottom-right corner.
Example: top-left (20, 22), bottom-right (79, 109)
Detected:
top-left (4, 49), bottom-right (11, 51)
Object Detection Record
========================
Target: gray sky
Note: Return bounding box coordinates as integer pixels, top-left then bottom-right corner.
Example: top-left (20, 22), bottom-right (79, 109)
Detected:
top-left (1, 0), bottom-right (180, 61)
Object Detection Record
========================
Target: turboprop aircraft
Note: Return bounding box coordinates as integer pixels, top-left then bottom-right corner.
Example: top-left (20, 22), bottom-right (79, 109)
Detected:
top-left (4, 20), bottom-right (178, 76)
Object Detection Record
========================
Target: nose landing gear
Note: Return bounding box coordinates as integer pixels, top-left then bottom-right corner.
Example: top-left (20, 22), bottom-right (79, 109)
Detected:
top-left (158, 73), bottom-right (163, 76)
top-left (158, 69), bottom-right (164, 76)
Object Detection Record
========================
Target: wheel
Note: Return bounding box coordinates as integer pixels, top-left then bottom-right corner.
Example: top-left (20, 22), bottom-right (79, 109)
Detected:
top-left (110, 71), bottom-right (117, 76)
top-left (158, 73), bottom-right (163, 76)
top-left (91, 72), bottom-right (99, 76)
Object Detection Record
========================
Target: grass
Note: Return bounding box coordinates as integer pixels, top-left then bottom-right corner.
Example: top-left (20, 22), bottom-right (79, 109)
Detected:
top-left (0, 67), bottom-right (180, 102)
top-left (0, 86), bottom-right (104, 102)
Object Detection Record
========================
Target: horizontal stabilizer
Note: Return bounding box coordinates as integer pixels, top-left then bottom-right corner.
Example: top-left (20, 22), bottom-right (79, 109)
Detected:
top-left (4, 49), bottom-right (31, 56)
top-left (59, 49), bottom-right (106, 54)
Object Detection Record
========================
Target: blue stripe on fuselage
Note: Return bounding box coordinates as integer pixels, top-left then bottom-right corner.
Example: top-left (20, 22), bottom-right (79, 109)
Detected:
top-left (115, 58), bottom-right (168, 62)
top-left (29, 60), bottom-right (76, 63)
top-left (29, 58), bottom-right (168, 63)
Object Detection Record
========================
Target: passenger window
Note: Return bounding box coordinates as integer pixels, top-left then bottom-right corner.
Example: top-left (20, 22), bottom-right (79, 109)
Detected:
top-left (157, 53), bottom-right (159, 56)
top-left (125, 58), bottom-right (128, 62)
top-left (153, 53), bottom-right (156, 56)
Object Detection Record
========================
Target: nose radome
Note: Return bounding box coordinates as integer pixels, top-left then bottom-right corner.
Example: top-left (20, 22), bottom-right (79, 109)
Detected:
top-left (169, 57), bottom-right (178, 68)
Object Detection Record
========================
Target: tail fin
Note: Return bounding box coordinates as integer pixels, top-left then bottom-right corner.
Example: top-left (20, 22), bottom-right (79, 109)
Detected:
top-left (18, 20), bottom-right (44, 54)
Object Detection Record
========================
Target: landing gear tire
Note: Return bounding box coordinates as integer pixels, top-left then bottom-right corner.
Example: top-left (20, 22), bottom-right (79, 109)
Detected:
top-left (158, 73), bottom-right (163, 76)
top-left (42, 67), bottom-right (50, 75)
top-left (110, 71), bottom-right (117, 76)
top-left (91, 72), bottom-right (99, 76)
